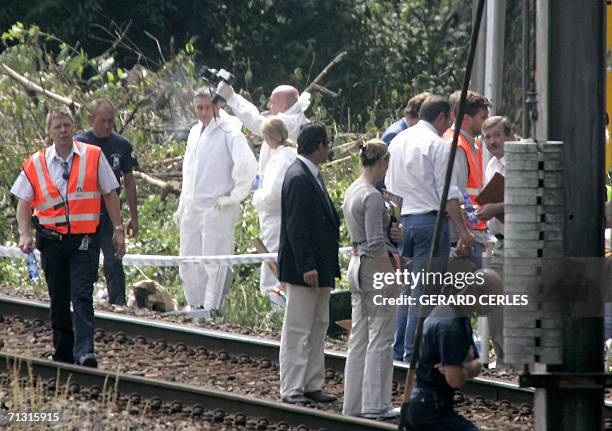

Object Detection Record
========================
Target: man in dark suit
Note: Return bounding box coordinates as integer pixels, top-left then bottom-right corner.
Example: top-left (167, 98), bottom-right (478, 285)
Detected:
top-left (278, 122), bottom-right (340, 404)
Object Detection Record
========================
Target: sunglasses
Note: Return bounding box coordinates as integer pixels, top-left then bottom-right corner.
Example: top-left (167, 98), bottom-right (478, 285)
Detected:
top-left (61, 161), bottom-right (70, 180)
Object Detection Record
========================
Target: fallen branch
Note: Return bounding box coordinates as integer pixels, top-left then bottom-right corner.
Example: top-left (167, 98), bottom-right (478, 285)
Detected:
top-left (92, 20), bottom-right (132, 61)
top-left (132, 171), bottom-right (180, 196)
top-left (0, 63), bottom-right (81, 109)
top-left (118, 98), bottom-right (148, 134)
top-left (305, 51), bottom-right (347, 93)
top-left (146, 156), bottom-right (183, 168)
top-left (308, 82), bottom-right (339, 98)
top-left (324, 154), bottom-right (354, 167)
top-left (333, 137), bottom-right (368, 152)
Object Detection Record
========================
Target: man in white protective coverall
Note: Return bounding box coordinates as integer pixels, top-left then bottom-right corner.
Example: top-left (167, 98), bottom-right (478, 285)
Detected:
top-left (217, 81), bottom-right (310, 307)
top-left (174, 88), bottom-right (257, 318)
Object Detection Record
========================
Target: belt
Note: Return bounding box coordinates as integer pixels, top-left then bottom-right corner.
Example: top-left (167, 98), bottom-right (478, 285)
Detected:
top-left (38, 228), bottom-right (95, 242)
top-left (495, 234), bottom-right (504, 240)
top-left (38, 228), bottom-right (66, 241)
top-left (402, 210), bottom-right (438, 217)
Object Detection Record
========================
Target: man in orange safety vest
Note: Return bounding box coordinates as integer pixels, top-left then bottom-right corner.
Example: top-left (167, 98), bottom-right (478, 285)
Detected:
top-left (11, 105), bottom-right (125, 368)
top-left (444, 90), bottom-right (491, 268)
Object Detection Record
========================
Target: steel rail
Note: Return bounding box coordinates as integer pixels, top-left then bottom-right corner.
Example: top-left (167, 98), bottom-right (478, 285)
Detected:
top-left (0, 351), bottom-right (394, 431)
top-left (2, 295), bottom-right (611, 418)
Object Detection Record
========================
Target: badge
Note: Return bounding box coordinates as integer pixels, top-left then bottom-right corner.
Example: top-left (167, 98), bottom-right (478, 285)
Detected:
top-left (78, 235), bottom-right (90, 251)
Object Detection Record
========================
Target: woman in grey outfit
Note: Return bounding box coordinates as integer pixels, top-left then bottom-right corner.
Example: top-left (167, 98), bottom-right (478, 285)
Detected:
top-left (342, 139), bottom-right (403, 418)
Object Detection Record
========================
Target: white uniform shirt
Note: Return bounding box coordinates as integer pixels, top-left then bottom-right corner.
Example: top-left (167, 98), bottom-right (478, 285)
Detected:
top-left (180, 110), bottom-right (257, 213)
top-left (253, 146), bottom-right (297, 214)
top-left (226, 92), bottom-right (310, 175)
top-left (385, 120), bottom-right (463, 215)
top-left (484, 155), bottom-right (505, 236)
top-left (11, 142), bottom-right (119, 202)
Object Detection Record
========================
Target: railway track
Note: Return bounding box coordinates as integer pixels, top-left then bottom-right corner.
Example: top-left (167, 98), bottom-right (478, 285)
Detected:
top-left (0, 351), bottom-right (393, 431)
top-left (1, 294), bottom-right (610, 421)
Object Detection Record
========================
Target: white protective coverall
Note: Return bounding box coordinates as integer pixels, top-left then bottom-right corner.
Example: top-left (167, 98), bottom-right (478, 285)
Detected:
top-left (225, 91), bottom-right (310, 175)
top-left (178, 110), bottom-right (257, 310)
top-left (252, 145), bottom-right (297, 302)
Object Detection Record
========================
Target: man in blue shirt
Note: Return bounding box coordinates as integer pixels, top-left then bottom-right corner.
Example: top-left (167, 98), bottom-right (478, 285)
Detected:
top-left (76, 99), bottom-right (139, 306)
top-left (382, 92), bottom-right (432, 144)
top-left (407, 269), bottom-right (502, 430)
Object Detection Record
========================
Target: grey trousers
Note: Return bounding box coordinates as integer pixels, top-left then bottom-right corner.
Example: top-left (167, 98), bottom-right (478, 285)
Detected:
top-left (488, 239), bottom-right (505, 364)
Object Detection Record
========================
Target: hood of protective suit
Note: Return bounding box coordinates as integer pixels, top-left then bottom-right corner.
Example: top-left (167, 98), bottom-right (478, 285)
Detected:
top-left (285, 91), bottom-right (311, 115)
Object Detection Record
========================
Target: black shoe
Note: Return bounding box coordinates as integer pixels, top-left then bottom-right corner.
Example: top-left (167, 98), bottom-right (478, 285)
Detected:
top-left (281, 394), bottom-right (312, 405)
top-left (304, 390), bottom-right (337, 403)
top-left (77, 354), bottom-right (98, 368)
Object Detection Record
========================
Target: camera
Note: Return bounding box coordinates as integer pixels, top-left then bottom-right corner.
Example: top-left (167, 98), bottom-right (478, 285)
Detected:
top-left (199, 66), bottom-right (234, 104)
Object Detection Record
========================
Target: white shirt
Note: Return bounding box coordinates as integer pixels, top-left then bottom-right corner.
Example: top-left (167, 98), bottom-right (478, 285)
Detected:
top-left (226, 92), bottom-right (310, 175)
top-left (296, 154), bottom-right (325, 191)
top-left (180, 110), bottom-right (257, 212)
top-left (11, 142), bottom-right (119, 202)
top-left (253, 146), bottom-right (297, 214)
top-left (484, 155), bottom-right (505, 236)
top-left (385, 120), bottom-right (463, 215)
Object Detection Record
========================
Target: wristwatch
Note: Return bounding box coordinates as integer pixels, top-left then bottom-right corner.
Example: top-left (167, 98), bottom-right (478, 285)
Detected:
top-left (113, 225), bottom-right (124, 233)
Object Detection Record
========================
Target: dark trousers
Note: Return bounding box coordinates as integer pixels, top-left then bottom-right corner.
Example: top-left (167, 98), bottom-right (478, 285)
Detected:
top-left (39, 233), bottom-right (100, 363)
top-left (408, 386), bottom-right (478, 431)
top-left (100, 214), bottom-right (126, 305)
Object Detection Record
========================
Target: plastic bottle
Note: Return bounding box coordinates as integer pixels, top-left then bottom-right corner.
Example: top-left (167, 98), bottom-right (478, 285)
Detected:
top-left (26, 250), bottom-right (40, 282)
top-left (252, 174), bottom-right (262, 190)
top-left (463, 193), bottom-right (478, 227)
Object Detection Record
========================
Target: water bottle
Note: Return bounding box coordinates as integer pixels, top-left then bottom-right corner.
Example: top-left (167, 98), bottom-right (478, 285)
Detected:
top-left (252, 174), bottom-right (262, 190)
top-left (463, 193), bottom-right (478, 227)
top-left (26, 250), bottom-right (40, 282)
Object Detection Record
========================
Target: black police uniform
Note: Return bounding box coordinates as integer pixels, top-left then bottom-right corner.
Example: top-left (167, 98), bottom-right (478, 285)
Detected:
top-left (408, 304), bottom-right (479, 431)
top-left (75, 130), bottom-right (137, 305)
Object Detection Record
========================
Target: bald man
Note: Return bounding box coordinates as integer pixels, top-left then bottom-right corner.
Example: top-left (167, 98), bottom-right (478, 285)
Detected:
top-left (217, 82), bottom-right (310, 176)
top-left (217, 81), bottom-right (311, 309)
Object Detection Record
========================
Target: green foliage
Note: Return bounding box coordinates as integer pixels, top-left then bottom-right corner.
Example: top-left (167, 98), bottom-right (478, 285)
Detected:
top-left (0, 1), bottom-right (471, 129)
top-left (0, 7), bottom-right (469, 328)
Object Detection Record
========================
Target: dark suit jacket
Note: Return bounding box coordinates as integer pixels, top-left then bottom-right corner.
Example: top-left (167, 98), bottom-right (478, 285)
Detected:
top-left (278, 158), bottom-right (341, 288)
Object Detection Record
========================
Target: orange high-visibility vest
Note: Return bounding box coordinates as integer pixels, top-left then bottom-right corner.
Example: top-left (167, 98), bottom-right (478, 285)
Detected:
top-left (22, 141), bottom-right (102, 234)
top-left (443, 129), bottom-right (487, 231)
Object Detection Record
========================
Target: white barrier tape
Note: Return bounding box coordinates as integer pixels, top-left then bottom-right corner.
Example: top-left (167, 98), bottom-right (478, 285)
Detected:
top-left (0, 245), bottom-right (352, 267)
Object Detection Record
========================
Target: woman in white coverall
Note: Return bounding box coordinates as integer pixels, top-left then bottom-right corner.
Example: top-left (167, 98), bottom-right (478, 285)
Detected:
top-left (175, 88), bottom-right (257, 317)
top-left (252, 117), bottom-right (297, 308)
top-left (342, 140), bottom-right (403, 418)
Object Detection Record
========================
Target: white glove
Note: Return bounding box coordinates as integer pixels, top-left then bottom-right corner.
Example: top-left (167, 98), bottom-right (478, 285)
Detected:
top-left (215, 196), bottom-right (238, 210)
top-left (173, 201), bottom-right (184, 227)
top-left (217, 82), bottom-right (235, 101)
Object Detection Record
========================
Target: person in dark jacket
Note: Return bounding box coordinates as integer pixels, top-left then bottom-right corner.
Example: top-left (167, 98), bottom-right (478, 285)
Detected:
top-left (278, 122), bottom-right (340, 404)
top-left (408, 269), bottom-right (502, 430)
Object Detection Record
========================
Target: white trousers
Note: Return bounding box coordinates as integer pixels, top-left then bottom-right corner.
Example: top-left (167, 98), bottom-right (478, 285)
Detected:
top-left (279, 284), bottom-right (331, 398)
top-left (342, 264), bottom-right (396, 415)
top-left (179, 204), bottom-right (238, 310)
top-left (258, 212), bottom-right (281, 296)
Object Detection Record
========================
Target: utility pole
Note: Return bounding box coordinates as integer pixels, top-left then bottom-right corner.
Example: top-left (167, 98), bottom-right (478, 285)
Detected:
top-left (530, 1), bottom-right (606, 429)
